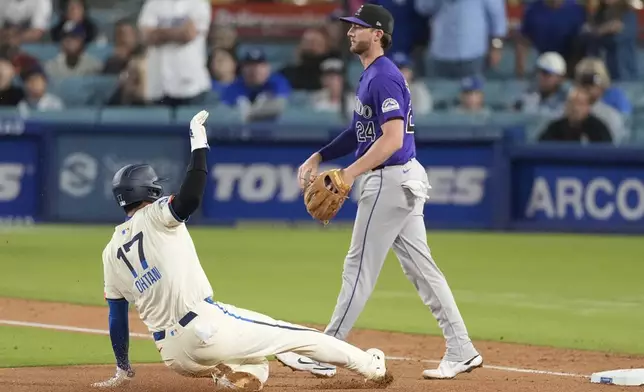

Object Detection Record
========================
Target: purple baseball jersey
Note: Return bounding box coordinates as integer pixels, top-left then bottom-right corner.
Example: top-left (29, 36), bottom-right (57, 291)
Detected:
top-left (353, 56), bottom-right (416, 166)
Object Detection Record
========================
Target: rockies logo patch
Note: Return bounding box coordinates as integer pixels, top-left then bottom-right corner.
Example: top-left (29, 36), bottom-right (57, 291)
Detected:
top-left (382, 98), bottom-right (400, 113)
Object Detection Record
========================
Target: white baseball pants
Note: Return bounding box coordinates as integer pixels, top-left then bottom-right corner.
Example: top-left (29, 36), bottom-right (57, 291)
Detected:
top-left (154, 300), bottom-right (377, 383)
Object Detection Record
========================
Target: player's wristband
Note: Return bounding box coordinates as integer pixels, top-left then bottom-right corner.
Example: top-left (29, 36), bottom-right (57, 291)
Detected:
top-left (187, 148), bottom-right (208, 172)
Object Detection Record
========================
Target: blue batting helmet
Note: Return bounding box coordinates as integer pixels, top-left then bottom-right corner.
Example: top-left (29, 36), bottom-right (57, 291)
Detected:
top-left (111, 164), bottom-right (164, 208)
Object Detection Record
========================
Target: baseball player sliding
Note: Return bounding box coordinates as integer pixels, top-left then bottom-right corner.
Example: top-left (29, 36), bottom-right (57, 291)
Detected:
top-left (92, 110), bottom-right (391, 391)
top-left (276, 5), bottom-right (483, 380)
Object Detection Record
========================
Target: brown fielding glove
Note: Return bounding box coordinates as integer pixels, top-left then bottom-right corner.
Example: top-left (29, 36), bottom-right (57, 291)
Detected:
top-left (303, 169), bottom-right (352, 225)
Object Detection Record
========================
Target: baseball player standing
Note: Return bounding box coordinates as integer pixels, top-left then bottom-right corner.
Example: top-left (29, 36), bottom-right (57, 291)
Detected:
top-left (275, 5), bottom-right (483, 380)
top-left (92, 110), bottom-right (390, 390)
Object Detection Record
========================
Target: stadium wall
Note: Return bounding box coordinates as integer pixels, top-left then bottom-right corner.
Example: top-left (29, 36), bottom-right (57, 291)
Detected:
top-left (1, 120), bottom-right (644, 233)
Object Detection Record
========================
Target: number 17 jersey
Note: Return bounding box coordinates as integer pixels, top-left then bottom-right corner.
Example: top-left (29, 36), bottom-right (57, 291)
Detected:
top-left (102, 196), bottom-right (213, 333)
top-left (353, 55), bottom-right (416, 167)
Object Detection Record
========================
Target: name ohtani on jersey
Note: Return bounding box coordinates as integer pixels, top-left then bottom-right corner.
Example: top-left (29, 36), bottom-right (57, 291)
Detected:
top-left (135, 266), bottom-right (163, 293)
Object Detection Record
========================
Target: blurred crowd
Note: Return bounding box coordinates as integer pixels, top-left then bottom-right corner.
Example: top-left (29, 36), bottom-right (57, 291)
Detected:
top-left (0, 0), bottom-right (641, 145)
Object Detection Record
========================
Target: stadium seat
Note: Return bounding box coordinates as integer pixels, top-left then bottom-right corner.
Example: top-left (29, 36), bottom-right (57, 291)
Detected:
top-left (633, 127), bottom-right (644, 145)
top-left (21, 43), bottom-right (59, 62)
top-left (48, 77), bottom-right (92, 106)
top-left (288, 90), bottom-right (313, 106)
top-left (615, 82), bottom-right (644, 111)
top-left (85, 43), bottom-right (114, 62)
top-left (423, 44), bottom-right (537, 80)
top-left (637, 49), bottom-right (644, 80)
top-left (487, 111), bottom-right (537, 127)
top-left (277, 107), bottom-right (345, 128)
top-left (48, 75), bottom-right (119, 106)
top-left (0, 107), bottom-right (20, 118)
top-left (347, 61), bottom-right (363, 83)
top-left (483, 81), bottom-right (527, 109)
top-left (174, 104), bottom-right (243, 126)
top-left (501, 79), bottom-right (530, 99)
top-left (425, 79), bottom-right (460, 103)
top-left (21, 107), bottom-right (99, 123)
top-left (99, 106), bottom-right (173, 124)
top-left (631, 113), bottom-right (644, 143)
top-left (236, 43), bottom-right (295, 64)
top-left (202, 89), bottom-right (220, 105)
top-left (86, 75), bottom-right (120, 105)
top-left (415, 111), bottom-right (489, 128)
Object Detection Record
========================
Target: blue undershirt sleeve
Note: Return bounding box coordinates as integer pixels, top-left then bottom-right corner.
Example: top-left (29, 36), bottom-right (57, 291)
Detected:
top-left (107, 298), bottom-right (131, 370)
top-left (317, 127), bottom-right (357, 162)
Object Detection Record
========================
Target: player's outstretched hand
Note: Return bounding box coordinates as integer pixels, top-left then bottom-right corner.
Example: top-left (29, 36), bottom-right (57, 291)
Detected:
top-left (189, 110), bottom-right (210, 151)
top-left (91, 366), bottom-right (135, 388)
top-left (298, 152), bottom-right (322, 190)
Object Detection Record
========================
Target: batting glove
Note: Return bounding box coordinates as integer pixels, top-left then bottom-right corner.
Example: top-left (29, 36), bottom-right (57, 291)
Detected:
top-left (91, 366), bottom-right (135, 388)
top-left (189, 110), bottom-right (210, 151)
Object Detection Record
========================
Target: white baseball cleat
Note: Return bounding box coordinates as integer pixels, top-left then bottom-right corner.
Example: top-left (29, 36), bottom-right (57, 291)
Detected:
top-left (422, 354), bottom-right (483, 379)
top-left (363, 348), bottom-right (388, 382)
top-left (275, 352), bottom-right (337, 378)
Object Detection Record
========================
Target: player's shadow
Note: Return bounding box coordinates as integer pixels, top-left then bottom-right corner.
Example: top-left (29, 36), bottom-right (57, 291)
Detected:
top-left (316, 372), bottom-right (394, 389)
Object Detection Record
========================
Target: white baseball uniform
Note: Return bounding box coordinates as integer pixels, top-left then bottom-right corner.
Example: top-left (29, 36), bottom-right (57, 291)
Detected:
top-left (102, 195), bottom-right (381, 384)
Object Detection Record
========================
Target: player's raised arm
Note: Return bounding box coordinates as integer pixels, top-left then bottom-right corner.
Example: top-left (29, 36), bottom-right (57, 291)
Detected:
top-left (169, 110), bottom-right (210, 221)
top-left (343, 76), bottom-right (405, 183)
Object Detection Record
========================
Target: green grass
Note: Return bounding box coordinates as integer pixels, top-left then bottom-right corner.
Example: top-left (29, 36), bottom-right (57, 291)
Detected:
top-left (1, 224), bottom-right (643, 355)
top-left (0, 326), bottom-right (159, 367)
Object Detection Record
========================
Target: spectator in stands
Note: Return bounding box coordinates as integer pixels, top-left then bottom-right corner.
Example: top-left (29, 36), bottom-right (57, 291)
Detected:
top-left (208, 25), bottom-right (238, 61)
top-left (390, 52), bottom-right (432, 115)
top-left (538, 87), bottom-right (612, 143)
top-left (0, 0), bottom-right (52, 43)
top-left (324, 9), bottom-right (346, 56)
top-left (138, 0), bottom-right (212, 106)
top-left (221, 48), bottom-right (291, 123)
top-left (573, 57), bottom-right (629, 143)
top-left (50, 0), bottom-right (98, 45)
top-left (575, 57), bottom-right (631, 115)
top-left (103, 20), bottom-right (141, 75)
top-left (452, 76), bottom-right (491, 116)
top-left (311, 57), bottom-right (353, 115)
top-left (580, 0), bottom-right (639, 81)
top-left (208, 48), bottom-right (237, 95)
top-left (17, 65), bottom-right (64, 113)
top-left (280, 27), bottom-right (332, 91)
top-left (370, 0), bottom-right (429, 59)
top-left (0, 25), bottom-right (40, 76)
top-left (107, 54), bottom-right (147, 107)
top-left (45, 23), bottom-right (102, 78)
top-left (0, 57), bottom-right (24, 105)
top-left (514, 52), bottom-right (570, 116)
top-left (515, 0), bottom-right (586, 78)
top-left (415, 0), bottom-right (507, 79)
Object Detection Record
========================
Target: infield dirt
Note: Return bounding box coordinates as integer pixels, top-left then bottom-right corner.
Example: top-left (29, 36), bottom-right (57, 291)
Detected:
top-left (0, 298), bottom-right (641, 392)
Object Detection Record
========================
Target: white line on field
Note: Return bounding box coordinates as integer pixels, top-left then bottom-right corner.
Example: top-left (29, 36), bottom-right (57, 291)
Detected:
top-left (387, 356), bottom-right (588, 378)
top-left (0, 319), bottom-right (590, 379)
top-left (0, 320), bottom-right (151, 339)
